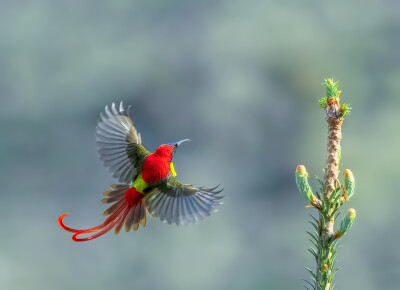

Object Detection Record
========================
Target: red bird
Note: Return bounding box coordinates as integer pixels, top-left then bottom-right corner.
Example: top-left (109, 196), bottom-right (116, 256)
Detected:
top-left (58, 102), bottom-right (223, 242)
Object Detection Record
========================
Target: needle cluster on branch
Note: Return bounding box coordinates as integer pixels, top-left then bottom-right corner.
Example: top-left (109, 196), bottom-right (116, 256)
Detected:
top-left (295, 79), bottom-right (356, 290)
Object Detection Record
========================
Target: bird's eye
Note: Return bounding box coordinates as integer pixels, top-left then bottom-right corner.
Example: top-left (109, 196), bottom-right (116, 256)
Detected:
top-left (171, 145), bottom-right (178, 156)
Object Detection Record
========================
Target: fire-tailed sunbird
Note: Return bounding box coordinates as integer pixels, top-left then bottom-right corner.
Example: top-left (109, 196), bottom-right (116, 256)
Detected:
top-left (58, 102), bottom-right (223, 242)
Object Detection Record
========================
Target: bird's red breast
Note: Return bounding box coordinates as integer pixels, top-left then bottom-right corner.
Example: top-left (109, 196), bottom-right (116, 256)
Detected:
top-left (141, 144), bottom-right (173, 183)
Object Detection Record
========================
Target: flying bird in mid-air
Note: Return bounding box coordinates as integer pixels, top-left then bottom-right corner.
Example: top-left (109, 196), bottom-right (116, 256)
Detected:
top-left (58, 102), bottom-right (223, 242)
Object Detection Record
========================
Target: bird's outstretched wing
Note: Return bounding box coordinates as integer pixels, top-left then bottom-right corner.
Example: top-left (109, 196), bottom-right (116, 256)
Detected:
top-left (96, 102), bottom-right (151, 183)
top-left (143, 176), bottom-right (223, 225)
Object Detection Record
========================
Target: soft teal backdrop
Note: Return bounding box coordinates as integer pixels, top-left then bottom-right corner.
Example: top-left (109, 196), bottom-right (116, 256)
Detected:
top-left (1, 1), bottom-right (399, 289)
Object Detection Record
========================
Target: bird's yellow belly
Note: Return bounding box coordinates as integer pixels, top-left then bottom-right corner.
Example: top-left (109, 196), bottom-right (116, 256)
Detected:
top-left (131, 174), bottom-right (147, 193)
top-left (132, 163), bottom-right (176, 193)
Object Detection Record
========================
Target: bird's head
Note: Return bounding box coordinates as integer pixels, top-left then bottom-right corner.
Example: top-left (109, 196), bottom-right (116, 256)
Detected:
top-left (155, 139), bottom-right (191, 160)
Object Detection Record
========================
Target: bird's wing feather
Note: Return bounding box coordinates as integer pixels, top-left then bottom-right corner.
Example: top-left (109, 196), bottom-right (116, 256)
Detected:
top-left (97, 102), bottom-right (150, 183)
top-left (143, 176), bottom-right (223, 225)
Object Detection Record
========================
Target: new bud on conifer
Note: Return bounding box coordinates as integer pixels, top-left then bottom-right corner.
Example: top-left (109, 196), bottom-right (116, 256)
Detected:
top-left (343, 169), bottom-right (355, 201)
top-left (336, 208), bottom-right (356, 239)
top-left (295, 165), bottom-right (316, 203)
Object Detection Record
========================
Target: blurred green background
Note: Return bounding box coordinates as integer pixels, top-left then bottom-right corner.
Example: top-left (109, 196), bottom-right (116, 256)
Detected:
top-left (1, 0), bottom-right (399, 289)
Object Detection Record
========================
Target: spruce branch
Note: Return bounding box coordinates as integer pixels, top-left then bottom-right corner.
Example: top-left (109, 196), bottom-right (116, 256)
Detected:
top-left (296, 78), bottom-right (356, 290)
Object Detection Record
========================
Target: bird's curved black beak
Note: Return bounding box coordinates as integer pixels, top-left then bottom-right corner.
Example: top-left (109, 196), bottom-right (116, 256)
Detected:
top-left (176, 139), bottom-right (191, 147)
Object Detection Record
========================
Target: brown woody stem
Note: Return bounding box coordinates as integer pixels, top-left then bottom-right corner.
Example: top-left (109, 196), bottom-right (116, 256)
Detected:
top-left (316, 102), bottom-right (344, 289)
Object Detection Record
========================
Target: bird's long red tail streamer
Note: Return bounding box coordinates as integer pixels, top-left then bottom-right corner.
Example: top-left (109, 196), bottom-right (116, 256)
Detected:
top-left (58, 187), bottom-right (146, 242)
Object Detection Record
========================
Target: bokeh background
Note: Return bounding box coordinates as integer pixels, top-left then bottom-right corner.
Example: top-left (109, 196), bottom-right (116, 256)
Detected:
top-left (1, 0), bottom-right (399, 289)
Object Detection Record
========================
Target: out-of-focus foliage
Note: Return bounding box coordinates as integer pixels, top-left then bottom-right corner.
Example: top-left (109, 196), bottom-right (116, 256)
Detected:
top-left (0, 1), bottom-right (399, 290)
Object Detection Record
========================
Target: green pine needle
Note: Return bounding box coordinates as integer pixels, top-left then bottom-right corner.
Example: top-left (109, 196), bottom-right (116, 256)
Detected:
top-left (341, 103), bottom-right (352, 117)
top-left (324, 78), bottom-right (340, 100)
top-left (319, 97), bottom-right (328, 108)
